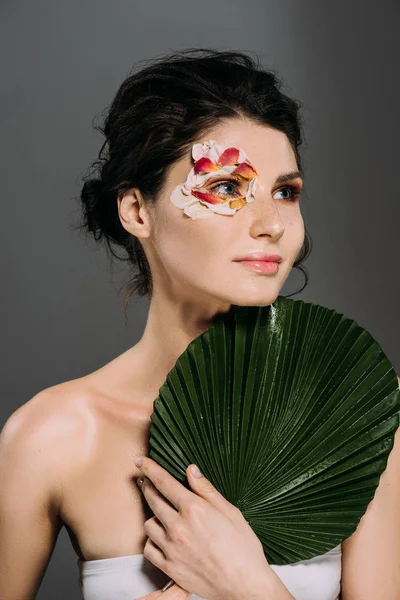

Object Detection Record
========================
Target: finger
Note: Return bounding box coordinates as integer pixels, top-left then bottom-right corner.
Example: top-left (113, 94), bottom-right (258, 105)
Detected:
top-left (136, 590), bottom-right (163, 599)
top-left (163, 586), bottom-right (191, 600)
top-left (135, 456), bottom-right (193, 512)
top-left (136, 584), bottom-right (190, 599)
top-left (143, 536), bottom-right (171, 578)
top-left (186, 464), bottom-right (242, 519)
top-left (144, 515), bottom-right (169, 551)
top-left (139, 477), bottom-right (179, 530)
top-left (160, 585), bottom-right (191, 599)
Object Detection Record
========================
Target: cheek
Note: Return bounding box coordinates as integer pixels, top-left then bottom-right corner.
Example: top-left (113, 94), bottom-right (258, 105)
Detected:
top-left (284, 210), bottom-right (305, 256)
top-left (156, 214), bottom-right (229, 282)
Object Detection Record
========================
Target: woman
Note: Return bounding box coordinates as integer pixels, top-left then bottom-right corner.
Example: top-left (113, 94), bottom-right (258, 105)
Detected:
top-left (1, 49), bottom-right (399, 600)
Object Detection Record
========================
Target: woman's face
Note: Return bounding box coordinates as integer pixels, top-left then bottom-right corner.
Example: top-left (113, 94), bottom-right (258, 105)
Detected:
top-left (140, 118), bottom-right (304, 308)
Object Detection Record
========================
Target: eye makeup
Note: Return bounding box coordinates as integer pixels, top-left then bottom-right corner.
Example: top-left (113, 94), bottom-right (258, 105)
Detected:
top-left (170, 139), bottom-right (258, 219)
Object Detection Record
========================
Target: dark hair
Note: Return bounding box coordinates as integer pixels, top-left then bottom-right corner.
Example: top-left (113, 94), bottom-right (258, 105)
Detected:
top-left (75, 48), bottom-right (312, 317)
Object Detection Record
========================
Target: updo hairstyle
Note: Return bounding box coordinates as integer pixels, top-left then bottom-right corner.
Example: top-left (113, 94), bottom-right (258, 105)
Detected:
top-left (76, 48), bottom-right (312, 316)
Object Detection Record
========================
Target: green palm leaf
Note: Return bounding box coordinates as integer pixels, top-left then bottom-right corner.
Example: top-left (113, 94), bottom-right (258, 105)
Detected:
top-left (148, 296), bottom-right (400, 565)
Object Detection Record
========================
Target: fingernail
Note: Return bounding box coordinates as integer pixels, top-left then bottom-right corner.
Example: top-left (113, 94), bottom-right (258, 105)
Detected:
top-left (135, 457), bottom-right (143, 467)
top-left (191, 465), bottom-right (202, 478)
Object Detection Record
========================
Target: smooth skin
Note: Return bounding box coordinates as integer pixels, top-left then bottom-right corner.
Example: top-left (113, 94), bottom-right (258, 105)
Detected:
top-left (0, 118), bottom-right (399, 600)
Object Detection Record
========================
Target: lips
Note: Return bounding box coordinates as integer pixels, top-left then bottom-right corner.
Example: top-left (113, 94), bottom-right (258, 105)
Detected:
top-left (234, 254), bottom-right (282, 263)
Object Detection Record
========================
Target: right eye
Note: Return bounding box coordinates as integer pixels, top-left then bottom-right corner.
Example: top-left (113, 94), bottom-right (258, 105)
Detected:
top-left (208, 180), bottom-right (242, 197)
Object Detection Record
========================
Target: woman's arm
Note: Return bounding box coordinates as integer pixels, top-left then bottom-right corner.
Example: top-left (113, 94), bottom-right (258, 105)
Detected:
top-left (340, 375), bottom-right (400, 599)
top-left (0, 392), bottom-right (66, 600)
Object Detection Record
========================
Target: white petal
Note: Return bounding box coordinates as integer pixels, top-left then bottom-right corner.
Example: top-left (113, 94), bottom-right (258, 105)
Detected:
top-left (207, 142), bottom-right (225, 163)
top-left (238, 148), bottom-right (248, 163)
top-left (192, 143), bottom-right (206, 161)
top-left (170, 185), bottom-right (196, 208)
top-left (184, 169), bottom-right (198, 188)
top-left (183, 202), bottom-right (213, 219)
top-left (247, 177), bottom-right (257, 201)
top-left (207, 201), bottom-right (237, 215)
top-left (217, 165), bottom-right (236, 175)
top-left (192, 140), bottom-right (216, 161)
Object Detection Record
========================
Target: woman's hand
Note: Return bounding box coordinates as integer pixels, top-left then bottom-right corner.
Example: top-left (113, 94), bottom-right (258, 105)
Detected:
top-left (134, 456), bottom-right (274, 600)
top-left (136, 581), bottom-right (190, 600)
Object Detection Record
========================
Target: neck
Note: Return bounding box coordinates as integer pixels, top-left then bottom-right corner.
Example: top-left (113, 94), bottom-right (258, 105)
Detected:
top-left (135, 289), bottom-right (232, 395)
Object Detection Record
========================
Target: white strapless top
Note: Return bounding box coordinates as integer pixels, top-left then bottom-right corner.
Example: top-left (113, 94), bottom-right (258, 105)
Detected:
top-left (77, 544), bottom-right (342, 600)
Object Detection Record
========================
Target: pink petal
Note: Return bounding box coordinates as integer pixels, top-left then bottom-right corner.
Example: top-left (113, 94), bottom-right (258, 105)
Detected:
top-left (191, 188), bottom-right (227, 205)
top-left (232, 162), bottom-right (258, 179)
top-left (217, 147), bottom-right (240, 166)
top-left (193, 157), bottom-right (221, 175)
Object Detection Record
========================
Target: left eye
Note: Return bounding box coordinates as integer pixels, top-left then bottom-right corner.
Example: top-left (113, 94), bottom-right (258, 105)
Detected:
top-left (209, 180), bottom-right (241, 197)
top-left (274, 185), bottom-right (301, 202)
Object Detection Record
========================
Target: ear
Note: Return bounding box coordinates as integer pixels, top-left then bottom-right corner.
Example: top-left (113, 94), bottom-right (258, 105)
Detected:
top-left (118, 188), bottom-right (152, 239)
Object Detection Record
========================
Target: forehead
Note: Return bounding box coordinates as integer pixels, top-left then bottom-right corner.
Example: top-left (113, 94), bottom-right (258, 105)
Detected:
top-left (172, 119), bottom-right (296, 176)
top-left (164, 118), bottom-right (298, 194)
top-left (206, 119), bottom-right (296, 166)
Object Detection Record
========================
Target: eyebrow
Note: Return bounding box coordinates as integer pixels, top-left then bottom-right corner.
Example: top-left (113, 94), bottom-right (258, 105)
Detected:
top-left (275, 171), bottom-right (303, 184)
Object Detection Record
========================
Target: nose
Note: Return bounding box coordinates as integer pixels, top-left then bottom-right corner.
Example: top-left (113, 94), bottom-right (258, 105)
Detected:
top-left (247, 194), bottom-right (285, 241)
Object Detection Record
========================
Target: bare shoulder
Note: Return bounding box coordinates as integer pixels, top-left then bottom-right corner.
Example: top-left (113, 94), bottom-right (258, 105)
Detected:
top-left (1, 378), bottom-right (95, 448)
top-left (0, 346), bottom-right (150, 499)
top-left (0, 378), bottom-right (100, 511)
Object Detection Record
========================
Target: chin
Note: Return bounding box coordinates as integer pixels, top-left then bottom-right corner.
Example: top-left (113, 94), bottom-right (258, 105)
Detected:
top-left (221, 284), bottom-right (281, 308)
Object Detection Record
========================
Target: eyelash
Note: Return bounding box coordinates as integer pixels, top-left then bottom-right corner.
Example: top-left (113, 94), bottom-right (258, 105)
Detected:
top-left (276, 184), bottom-right (302, 202)
top-left (208, 180), bottom-right (302, 202)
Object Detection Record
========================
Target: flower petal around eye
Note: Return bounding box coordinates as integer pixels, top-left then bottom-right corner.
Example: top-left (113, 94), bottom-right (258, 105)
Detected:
top-left (216, 147), bottom-right (240, 166)
top-left (183, 202), bottom-right (214, 219)
top-left (229, 197), bottom-right (247, 209)
top-left (184, 169), bottom-right (215, 190)
top-left (207, 141), bottom-right (226, 163)
top-left (192, 140), bottom-right (214, 161)
top-left (246, 177), bottom-right (257, 202)
top-left (191, 188), bottom-right (228, 205)
top-left (193, 157), bottom-right (221, 175)
top-left (250, 176), bottom-right (257, 194)
top-left (207, 201), bottom-right (237, 215)
top-left (232, 162), bottom-right (258, 180)
top-left (188, 164), bottom-right (236, 191)
top-left (238, 148), bottom-right (249, 163)
top-left (184, 197), bottom-right (239, 218)
top-left (170, 184), bottom-right (197, 208)
top-left (215, 165), bottom-right (237, 176)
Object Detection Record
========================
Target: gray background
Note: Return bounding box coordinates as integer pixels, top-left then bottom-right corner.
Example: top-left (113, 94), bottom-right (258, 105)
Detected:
top-left (1, 1), bottom-right (399, 598)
